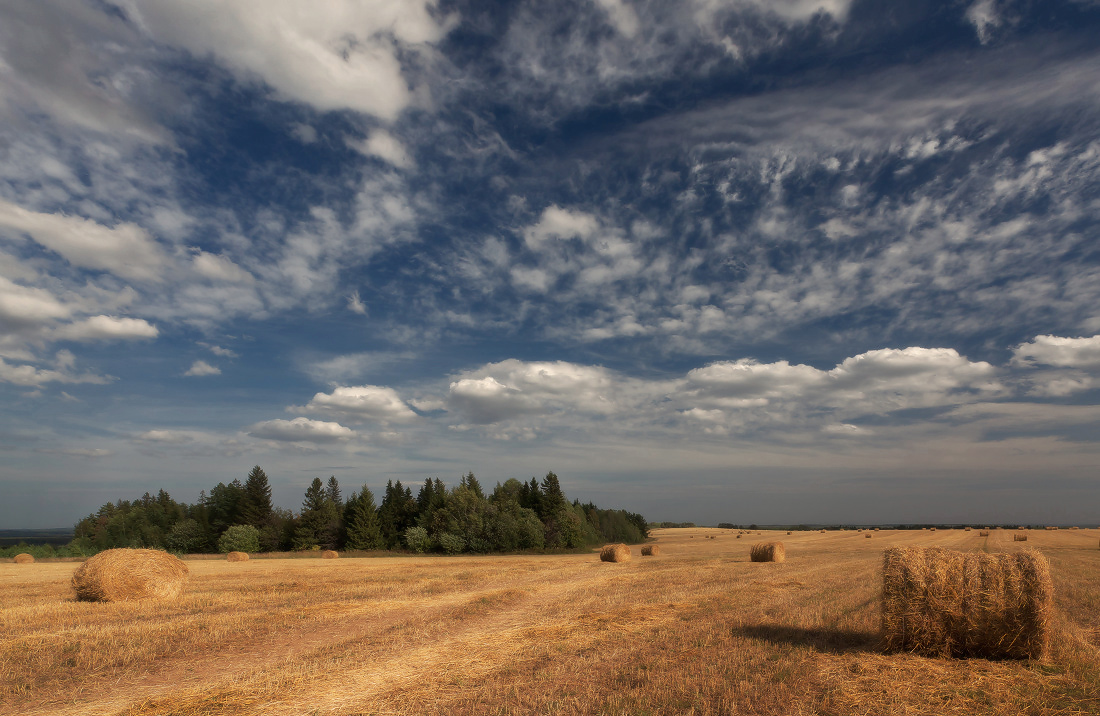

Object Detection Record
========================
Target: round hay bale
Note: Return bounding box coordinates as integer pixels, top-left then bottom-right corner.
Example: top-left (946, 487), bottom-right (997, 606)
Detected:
top-left (226, 551), bottom-right (249, 562)
top-left (1014, 534), bottom-right (1028, 542)
top-left (786, 531), bottom-right (793, 535)
top-left (750, 541), bottom-right (785, 563)
top-left (736, 534), bottom-right (742, 539)
top-left (641, 545), bottom-right (660, 556)
top-left (13, 553), bottom-right (34, 563)
top-left (600, 544), bottom-right (631, 562)
top-left (865, 533), bottom-right (873, 538)
top-left (881, 546), bottom-right (1052, 659)
top-left (321, 550), bottom-right (339, 559)
top-left (71, 548), bottom-right (188, 602)
top-left (979, 530), bottom-right (991, 536)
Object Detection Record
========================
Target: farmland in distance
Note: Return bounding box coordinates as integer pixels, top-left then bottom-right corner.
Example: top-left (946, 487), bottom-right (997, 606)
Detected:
top-left (3, 527), bottom-right (1099, 715)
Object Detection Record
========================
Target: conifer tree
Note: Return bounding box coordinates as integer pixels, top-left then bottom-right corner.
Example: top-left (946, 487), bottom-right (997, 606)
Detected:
top-left (241, 465), bottom-right (273, 529)
top-left (326, 475), bottom-right (342, 508)
top-left (344, 485), bottom-right (383, 551)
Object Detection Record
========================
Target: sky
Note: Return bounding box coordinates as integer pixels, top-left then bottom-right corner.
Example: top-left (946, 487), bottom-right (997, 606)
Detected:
top-left (2, 0), bottom-right (1100, 529)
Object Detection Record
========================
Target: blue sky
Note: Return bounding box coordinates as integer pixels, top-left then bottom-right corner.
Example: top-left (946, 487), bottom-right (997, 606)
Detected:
top-left (2, 0), bottom-right (1100, 528)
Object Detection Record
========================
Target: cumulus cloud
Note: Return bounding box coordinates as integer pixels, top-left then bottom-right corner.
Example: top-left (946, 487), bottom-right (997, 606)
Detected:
top-left (298, 385), bottom-right (417, 423)
top-left (183, 360), bottom-right (220, 377)
top-left (1011, 335), bottom-right (1100, 369)
top-left (118, 0), bottom-right (455, 120)
top-left (248, 416), bottom-right (355, 443)
top-left (0, 351), bottom-right (112, 387)
top-left (191, 251), bottom-right (255, 284)
top-left (348, 129), bottom-right (413, 168)
top-left (52, 315), bottom-right (158, 342)
top-left (522, 205), bottom-right (599, 249)
top-left (0, 199), bottom-right (166, 282)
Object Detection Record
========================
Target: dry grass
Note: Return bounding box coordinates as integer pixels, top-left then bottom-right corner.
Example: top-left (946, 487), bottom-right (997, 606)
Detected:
top-left (2, 528), bottom-right (1099, 716)
top-left (13, 554), bottom-right (34, 564)
top-left (70, 548), bottom-right (188, 603)
top-left (599, 544), bottom-right (630, 562)
top-left (881, 547), bottom-right (1053, 659)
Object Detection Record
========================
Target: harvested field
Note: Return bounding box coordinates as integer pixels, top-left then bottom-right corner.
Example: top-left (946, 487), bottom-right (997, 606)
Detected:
top-left (2, 527), bottom-right (1100, 716)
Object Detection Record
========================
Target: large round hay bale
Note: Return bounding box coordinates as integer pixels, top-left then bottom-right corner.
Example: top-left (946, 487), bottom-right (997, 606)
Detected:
top-left (750, 542), bottom-right (785, 563)
top-left (321, 550), bottom-right (339, 559)
top-left (226, 551), bottom-right (249, 562)
top-left (1014, 534), bottom-right (1028, 542)
top-left (881, 547), bottom-right (1052, 659)
top-left (13, 553), bottom-right (34, 563)
top-left (600, 544), bottom-right (631, 562)
top-left (71, 548), bottom-right (188, 602)
top-left (641, 545), bottom-right (660, 556)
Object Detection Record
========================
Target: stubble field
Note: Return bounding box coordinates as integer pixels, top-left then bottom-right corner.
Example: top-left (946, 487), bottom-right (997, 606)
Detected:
top-left (2, 528), bottom-right (1099, 715)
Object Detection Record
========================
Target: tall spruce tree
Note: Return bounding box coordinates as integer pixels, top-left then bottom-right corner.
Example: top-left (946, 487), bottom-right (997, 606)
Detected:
top-left (344, 485), bottom-right (383, 551)
top-left (326, 476), bottom-right (343, 508)
top-left (241, 465), bottom-right (274, 528)
top-left (294, 477), bottom-right (339, 549)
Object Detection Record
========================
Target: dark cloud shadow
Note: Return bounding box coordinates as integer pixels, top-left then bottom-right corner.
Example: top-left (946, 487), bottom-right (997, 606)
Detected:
top-left (732, 623), bottom-right (880, 654)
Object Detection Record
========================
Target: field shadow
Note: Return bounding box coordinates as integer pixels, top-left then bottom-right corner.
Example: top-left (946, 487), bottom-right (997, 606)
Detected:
top-left (732, 623), bottom-right (880, 654)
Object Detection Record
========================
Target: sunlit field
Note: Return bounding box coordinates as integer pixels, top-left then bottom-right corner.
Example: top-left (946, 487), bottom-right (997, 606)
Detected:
top-left (3, 528), bottom-right (1099, 715)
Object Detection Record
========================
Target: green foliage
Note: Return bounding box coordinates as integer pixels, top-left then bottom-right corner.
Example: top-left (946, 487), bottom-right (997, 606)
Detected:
top-left (404, 526), bottom-right (430, 553)
top-left (378, 480), bottom-right (417, 549)
top-left (294, 477), bottom-right (341, 550)
top-left (166, 519), bottom-right (207, 553)
top-left (437, 532), bottom-right (465, 554)
top-left (344, 486), bottom-right (383, 551)
top-left (240, 465), bottom-right (274, 529)
top-left (217, 524), bottom-right (260, 553)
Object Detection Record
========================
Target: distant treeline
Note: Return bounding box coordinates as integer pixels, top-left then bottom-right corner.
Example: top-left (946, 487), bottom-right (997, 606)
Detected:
top-left (57, 467), bottom-right (647, 557)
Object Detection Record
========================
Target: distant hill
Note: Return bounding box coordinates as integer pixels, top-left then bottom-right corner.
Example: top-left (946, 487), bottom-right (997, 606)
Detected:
top-left (0, 528), bottom-right (74, 547)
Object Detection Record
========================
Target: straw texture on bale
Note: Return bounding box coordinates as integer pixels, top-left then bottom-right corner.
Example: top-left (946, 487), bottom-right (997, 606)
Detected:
top-left (600, 544), bottom-right (631, 562)
top-left (881, 547), bottom-right (1052, 659)
top-left (321, 550), bottom-right (339, 559)
top-left (750, 542), bottom-right (786, 563)
top-left (979, 531), bottom-right (990, 536)
top-left (13, 553), bottom-right (34, 563)
top-left (1014, 534), bottom-right (1028, 542)
top-left (71, 548), bottom-right (188, 602)
top-left (865, 533), bottom-right (873, 538)
top-left (641, 545), bottom-right (660, 556)
top-left (226, 551), bottom-right (249, 562)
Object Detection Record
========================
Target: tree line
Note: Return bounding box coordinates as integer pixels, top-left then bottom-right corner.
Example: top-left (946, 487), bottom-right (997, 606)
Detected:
top-left (68, 467), bottom-right (648, 555)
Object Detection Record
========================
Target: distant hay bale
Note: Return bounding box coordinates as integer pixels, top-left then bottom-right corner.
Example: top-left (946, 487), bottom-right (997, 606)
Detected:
top-left (750, 541), bottom-right (785, 563)
top-left (641, 545), bottom-right (660, 556)
top-left (321, 550), bottom-right (339, 559)
top-left (13, 553), bottom-right (34, 563)
top-left (881, 546), bottom-right (1052, 659)
top-left (736, 534), bottom-right (742, 538)
top-left (979, 531), bottom-right (990, 536)
top-left (930, 527), bottom-right (937, 532)
top-left (865, 533), bottom-right (873, 538)
top-left (226, 551), bottom-right (249, 562)
top-left (1070, 526), bottom-right (1079, 530)
top-left (600, 544), bottom-right (631, 562)
top-left (964, 527), bottom-right (972, 532)
top-left (787, 531), bottom-right (793, 535)
top-left (71, 548), bottom-right (188, 602)
top-left (874, 527), bottom-right (881, 531)
top-left (1014, 534), bottom-right (1028, 542)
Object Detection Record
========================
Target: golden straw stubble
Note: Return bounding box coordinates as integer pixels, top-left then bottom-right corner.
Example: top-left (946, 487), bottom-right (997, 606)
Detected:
top-left (881, 546), bottom-right (1053, 659)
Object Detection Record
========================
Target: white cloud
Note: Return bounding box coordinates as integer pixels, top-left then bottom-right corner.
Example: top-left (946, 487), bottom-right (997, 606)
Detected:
top-left (349, 129), bottom-right (413, 168)
top-left (136, 429), bottom-right (197, 444)
top-left (191, 251), bottom-right (255, 284)
top-left (449, 376), bottom-right (534, 425)
top-left (1011, 334), bottom-right (1100, 369)
top-left (687, 359), bottom-right (826, 399)
top-left (0, 276), bottom-right (71, 328)
top-left (119, 0), bottom-right (455, 120)
top-left (348, 291), bottom-right (368, 315)
top-left (248, 416), bottom-right (355, 443)
top-left (965, 0), bottom-right (1001, 44)
top-left (0, 199), bottom-right (166, 282)
top-left (202, 343), bottom-right (238, 358)
top-left (0, 351), bottom-right (112, 387)
top-left (298, 385), bottom-right (416, 423)
top-left (184, 360), bottom-right (220, 377)
top-left (595, 0), bottom-right (641, 37)
top-left (52, 315), bottom-right (158, 342)
top-left (523, 205), bottom-right (599, 249)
